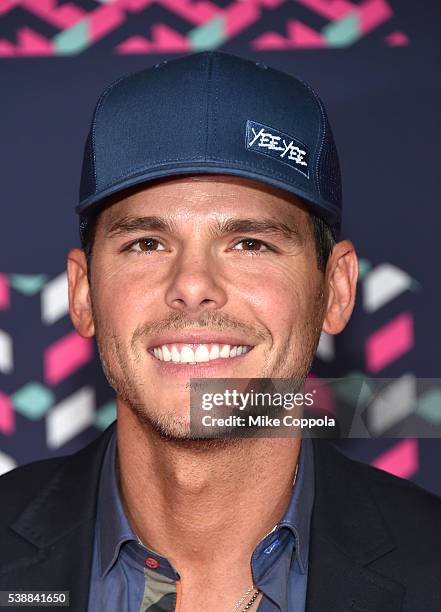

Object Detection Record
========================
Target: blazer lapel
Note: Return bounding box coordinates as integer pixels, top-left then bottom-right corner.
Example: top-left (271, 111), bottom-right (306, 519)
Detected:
top-left (306, 440), bottom-right (405, 612)
top-left (1, 427), bottom-right (406, 611)
top-left (0, 421), bottom-right (116, 612)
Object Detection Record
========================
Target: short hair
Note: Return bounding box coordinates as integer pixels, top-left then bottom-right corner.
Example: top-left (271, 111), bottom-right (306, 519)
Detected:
top-left (80, 206), bottom-right (335, 276)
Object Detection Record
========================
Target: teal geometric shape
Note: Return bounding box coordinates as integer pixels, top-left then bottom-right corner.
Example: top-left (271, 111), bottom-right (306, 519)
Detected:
top-left (416, 389), bottom-right (441, 424)
top-left (53, 19), bottom-right (89, 55)
top-left (333, 371), bottom-right (374, 407)
top-left (10, 274), bottom-right (47, 296)
top-left (95, 400), bottom-right (117, 430)
top-left (410, 278), bottom-right (422, 292)
top-left (357, 258), bottom-right (371, 280)
top-left (188, 16), bottom-right (225, 50)
top-left (12, 382), bottom-right (55, 420)
top-left (322, 13), bottom-right (360, 47)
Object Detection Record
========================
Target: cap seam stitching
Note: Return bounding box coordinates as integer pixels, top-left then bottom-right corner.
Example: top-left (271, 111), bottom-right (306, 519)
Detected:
top-left (91, 74), bottom-right (129, 194)
top-left (297, 79), bottom-right (326, 197)
top-left (204, 53), bottom-right (214, 159)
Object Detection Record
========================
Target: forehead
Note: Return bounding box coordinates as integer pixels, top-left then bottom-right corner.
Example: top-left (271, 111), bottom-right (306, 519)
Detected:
top-left (100, 175), bottom-right (311, 228)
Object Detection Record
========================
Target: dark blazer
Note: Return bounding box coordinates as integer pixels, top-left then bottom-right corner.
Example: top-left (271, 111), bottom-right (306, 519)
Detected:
top-left (0, 422), bottom-right (440, 611)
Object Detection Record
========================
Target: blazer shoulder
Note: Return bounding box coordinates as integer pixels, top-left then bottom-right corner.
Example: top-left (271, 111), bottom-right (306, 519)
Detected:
top-left (0, 455), bottom-right (67, 486)
top-left (0, 423), bottom-right (116, 530)
top-left (328, 442), bottom-right (441, 532)
top-left (0, 456), bottom-right (67, 521)
top-left (351, 448), bottom-right (439, 502)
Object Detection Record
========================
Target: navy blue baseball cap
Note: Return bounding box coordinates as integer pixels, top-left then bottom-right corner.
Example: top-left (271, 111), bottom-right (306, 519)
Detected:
top-left (77, 51), bottom-right (342, 238)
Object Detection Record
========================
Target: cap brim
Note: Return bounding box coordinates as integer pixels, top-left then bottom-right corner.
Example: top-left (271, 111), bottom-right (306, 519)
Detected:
top-left (76, 161), bottom-right (341, 233)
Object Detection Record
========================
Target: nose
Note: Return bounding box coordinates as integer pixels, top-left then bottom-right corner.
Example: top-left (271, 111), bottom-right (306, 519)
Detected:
top-left (164, 250), bottom-right (228, 314)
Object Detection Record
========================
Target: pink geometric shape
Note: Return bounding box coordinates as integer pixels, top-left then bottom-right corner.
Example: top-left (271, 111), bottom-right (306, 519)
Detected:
top-left (151, 24), bottom-right (190, 51)
top-left (117, 36), bottom-right (153, 54)
top-left (288, 20), bottom-right (327, 47)
top-left (296, 0), bottom-right (356, 21)
top-left (252, 32), bottom-right (290, 50)
top-left (358, 0), bottom-right (392, 34)
top-left (259, 0), bottom-right (286, 6)
top-left (385, 31), bottom-right (409, 46)
top-left (0, 392), bottom-right (15, 436)
top-left (0, 274), bottom-right (10, 310)
top-left (0, 1), bottom-right (19, 17)
top-left (159, 0), bottom-right (218, 26)
top-left (44, 331), bottom-right (93, 386)
top-left (89, 4), bottom-right (125, 42)
top-left (366, 312), bottom-right (414, 373)
top-left (225, 3), bottom-right (259, 38)
top-left (116, 24), bottom-right (190, 54)
top-left (128, 0), bottom-right (238, 28)
top-left (372, 438), bottom-right (419, 479)
top-left (0, 41), bottom-right (15, 56)
top-left (21, 0), bottom-right (85, 29)
top-left (125, 0), bottom-right (155, 10)
top-left (18, 27), bottom-right (53, 56)
top-left (253, 20), bottom-right (326, 50)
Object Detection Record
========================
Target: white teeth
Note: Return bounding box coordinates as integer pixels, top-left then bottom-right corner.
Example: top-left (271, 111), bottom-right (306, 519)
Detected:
top-left (220, 344), bottom-right (231, 358)
top-left (209, 344), bottom-right (220, 360)
top-left (194, 345), bottom-right (210, 362)
top-left (171, 345), bottom-right (181, 363)
top-left (180, 346), bottom-right (195, 363)
top-left (152, 343), bottom-right (251, 363)
top-left (162, 345), bottom-right (171, 361)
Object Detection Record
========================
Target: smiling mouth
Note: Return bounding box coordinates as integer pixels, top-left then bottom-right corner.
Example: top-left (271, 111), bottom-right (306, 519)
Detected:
top-left (148, 343), bottom-right (254, 364)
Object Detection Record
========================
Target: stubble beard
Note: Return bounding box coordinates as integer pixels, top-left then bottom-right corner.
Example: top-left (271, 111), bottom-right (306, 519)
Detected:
top-left (91, 288), bottom-right (326, 448)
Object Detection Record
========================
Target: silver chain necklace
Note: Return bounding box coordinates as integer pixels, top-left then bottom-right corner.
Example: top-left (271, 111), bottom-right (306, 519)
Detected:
top-left (230, 587), bottom-right (260, 612)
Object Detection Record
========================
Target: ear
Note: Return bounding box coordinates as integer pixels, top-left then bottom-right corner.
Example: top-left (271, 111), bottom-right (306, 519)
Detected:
top-left (67, 248), bottom-right (95, 338)
top-left (322, 240), bottom-right (358, 335)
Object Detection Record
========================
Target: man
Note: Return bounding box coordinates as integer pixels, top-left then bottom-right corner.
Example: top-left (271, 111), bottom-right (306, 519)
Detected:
top-left (0, 52), bottom-right (440, 612)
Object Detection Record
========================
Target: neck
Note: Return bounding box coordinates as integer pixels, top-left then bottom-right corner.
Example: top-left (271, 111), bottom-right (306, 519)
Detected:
top-left (115, 401), bottom-right (301, 576)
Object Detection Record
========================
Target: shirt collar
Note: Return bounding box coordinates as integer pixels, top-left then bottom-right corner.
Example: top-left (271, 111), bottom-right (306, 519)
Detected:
top-left (250, 436), bottom-right (314, 579)
top-left (97, 427), bottom-right (314, 583)
top-left (277, 434), bottom-right (314, 574)
top-left (97, 428), bottom-right (136, 577)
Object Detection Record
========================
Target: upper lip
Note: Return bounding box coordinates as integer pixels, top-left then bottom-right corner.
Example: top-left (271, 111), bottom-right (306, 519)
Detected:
top-left (148, 332), bottom-right (255, 349)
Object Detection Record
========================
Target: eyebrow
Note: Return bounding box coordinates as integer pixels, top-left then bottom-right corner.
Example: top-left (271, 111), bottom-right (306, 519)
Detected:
top-left (107, 215), bottom-right (302, 245)
top-left (211, 218), bottom-right (302, 244)
top-left (108, 215), bottom-right (178, 237)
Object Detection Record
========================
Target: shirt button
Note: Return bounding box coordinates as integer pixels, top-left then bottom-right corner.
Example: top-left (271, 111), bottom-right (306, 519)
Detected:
top-left (145, 557), bottom-right (159, 569)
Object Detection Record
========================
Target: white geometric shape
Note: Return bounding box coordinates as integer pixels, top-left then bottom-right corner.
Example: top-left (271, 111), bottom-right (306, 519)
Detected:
top-left (316, 332), bottom-right (334, 362)
top-left (41, 272), bottom-right (69, 324)
top-left (0, 328), bottom-right (13, 373)
top-left (0, 450), bottom-right (17, 476)
top-left (368, 374), bottom-right (416, 436)
top-left (46, 386), bottom-right (95, 449)
top-left (363, 263), bottom-right (412, 313)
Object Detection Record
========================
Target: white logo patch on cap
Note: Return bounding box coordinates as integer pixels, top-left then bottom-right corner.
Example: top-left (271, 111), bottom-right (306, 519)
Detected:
top-left (245, 120), bottom-right (310, 178)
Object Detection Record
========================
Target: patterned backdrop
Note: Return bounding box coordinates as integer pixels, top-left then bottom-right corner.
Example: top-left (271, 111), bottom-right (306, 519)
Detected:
top-left (0, 0), bottom-right (440, 495)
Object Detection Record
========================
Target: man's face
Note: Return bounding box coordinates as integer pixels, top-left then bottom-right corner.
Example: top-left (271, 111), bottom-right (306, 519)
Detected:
top-left (70, 175), bottom-right (352, 439)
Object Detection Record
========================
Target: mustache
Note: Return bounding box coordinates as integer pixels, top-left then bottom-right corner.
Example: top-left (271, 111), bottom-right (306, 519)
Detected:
top-left (131, 311), bottom-right (267, 348)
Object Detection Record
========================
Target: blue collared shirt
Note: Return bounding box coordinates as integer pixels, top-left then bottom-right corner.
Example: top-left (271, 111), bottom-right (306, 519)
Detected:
top-left (87, 425), bottom-right (314, 611)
